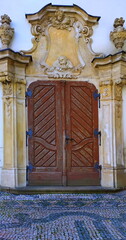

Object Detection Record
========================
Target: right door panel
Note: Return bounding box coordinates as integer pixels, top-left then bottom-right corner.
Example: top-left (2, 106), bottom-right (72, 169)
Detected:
top-left (65, 81), bottom-right (100, 185)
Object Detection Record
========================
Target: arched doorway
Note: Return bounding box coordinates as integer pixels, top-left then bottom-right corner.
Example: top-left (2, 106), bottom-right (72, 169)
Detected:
top-left (27, 81), bottom-right (100, 186)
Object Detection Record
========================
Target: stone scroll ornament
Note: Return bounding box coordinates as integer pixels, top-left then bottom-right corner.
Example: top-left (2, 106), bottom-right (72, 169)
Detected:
top-left (110, 17), bottom-right (126, 50)
top-left (0, 14), bottom-right (14, 48)
top-left (29, 10), bottom-right (92, 39)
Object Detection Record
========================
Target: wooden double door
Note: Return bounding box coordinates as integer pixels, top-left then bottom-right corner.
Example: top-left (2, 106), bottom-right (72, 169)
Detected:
top-left (28, 81), bottom-right (100, 186)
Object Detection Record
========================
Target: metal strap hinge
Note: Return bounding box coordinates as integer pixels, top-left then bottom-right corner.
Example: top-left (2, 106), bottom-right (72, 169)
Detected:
top-left (26, 89), bottom-right (32, 97)
top-left (94, 129), bottom-right (101, 146)
top-left (93, 91), bottom-right (100, 108)
top-left (26, 129), bottom-right (33, 146)
top-left (26, 163), bottom-right (34, 181)
top-left (25, 89), bottom-right (32, 106)
top-left (94, 162), bottom-right (102, 171)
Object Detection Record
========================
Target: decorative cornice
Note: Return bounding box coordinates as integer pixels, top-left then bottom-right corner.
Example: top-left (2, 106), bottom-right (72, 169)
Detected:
top-left (26, 4), bottom-right (100, 24)
top-left (0, 49), bottom-right (32, 64)
top-left (0, 14), bottom-right (14, 49)
top-left (92, 51), bottom-right (126, 68)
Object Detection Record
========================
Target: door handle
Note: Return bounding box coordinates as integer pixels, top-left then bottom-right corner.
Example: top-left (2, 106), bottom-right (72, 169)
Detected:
top-left (65, 136), bottom-right (74, 144)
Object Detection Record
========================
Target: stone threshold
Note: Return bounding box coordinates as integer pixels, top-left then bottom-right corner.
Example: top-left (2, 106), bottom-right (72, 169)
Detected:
top-left (0, 185), bottom-right (125, 194)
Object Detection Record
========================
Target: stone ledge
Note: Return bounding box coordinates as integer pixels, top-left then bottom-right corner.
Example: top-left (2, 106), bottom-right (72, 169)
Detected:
top-left (92, 51), bottom-right (126, 67)
top-left (0, 48), bottom-right (32, 63)
top-left (0, 185), bottom-right (125, 195)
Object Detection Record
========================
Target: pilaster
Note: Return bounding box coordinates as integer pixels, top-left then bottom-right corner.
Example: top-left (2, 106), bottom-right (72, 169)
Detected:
top-left (0, 49), bottom-right (31, 188)
top-left (93, 52), bottom-right (126, 188)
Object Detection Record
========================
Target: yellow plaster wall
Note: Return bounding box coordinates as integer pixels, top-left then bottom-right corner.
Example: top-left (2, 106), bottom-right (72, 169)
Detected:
top-left (46, 27), bottom-right (80, 66)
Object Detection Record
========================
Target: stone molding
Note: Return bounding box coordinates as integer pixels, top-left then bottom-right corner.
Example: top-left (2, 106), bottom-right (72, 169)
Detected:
top-left (92, 51), bottom-right (126, 68)
top-left (0, 14), bottom-right (14, 49)
top-left (0, 49), bottom-right (32, 64)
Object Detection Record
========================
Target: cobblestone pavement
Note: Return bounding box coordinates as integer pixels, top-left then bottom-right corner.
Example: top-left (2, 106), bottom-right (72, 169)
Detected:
top-left (0, 190), bottom-right (126, 240)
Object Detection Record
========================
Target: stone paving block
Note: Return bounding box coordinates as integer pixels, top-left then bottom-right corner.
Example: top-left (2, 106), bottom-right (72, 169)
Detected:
top-left (0, 191), bottom-right (126, 239)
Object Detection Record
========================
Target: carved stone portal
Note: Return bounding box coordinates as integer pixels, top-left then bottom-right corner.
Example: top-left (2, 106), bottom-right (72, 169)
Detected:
top-left (0, 5), bottom-right (126, 189)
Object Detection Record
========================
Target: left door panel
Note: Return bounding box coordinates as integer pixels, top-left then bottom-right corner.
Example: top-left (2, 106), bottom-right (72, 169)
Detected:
top-left (28, 81), bottom-right (63, 185)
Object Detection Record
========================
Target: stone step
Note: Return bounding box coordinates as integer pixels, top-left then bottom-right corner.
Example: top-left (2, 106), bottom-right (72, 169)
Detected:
top-left (0, 185), bottom-right (125, 194)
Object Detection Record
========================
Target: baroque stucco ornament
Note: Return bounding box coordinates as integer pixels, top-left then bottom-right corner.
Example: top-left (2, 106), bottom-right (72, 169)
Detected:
top-left (0, 14), bottom-right (14, 48)
top-left (3, 83), bottom-right (13, 119)
top-left (43, 56), bottom-right (82, 79)
top-left (21, 4), bottom-right (101, 78)
top-left (33, 10), bottom-right (93, 40)
top-left (48, 10), bottom-right (75, 31)
top-left (0, 72), bottom-right (14, 83)
top-left (25, 9), bottom-right (94, 43)
top-left (110, 17), bottom-right (126, 50)
top-left (3, 82), bottom-right (13, 96)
